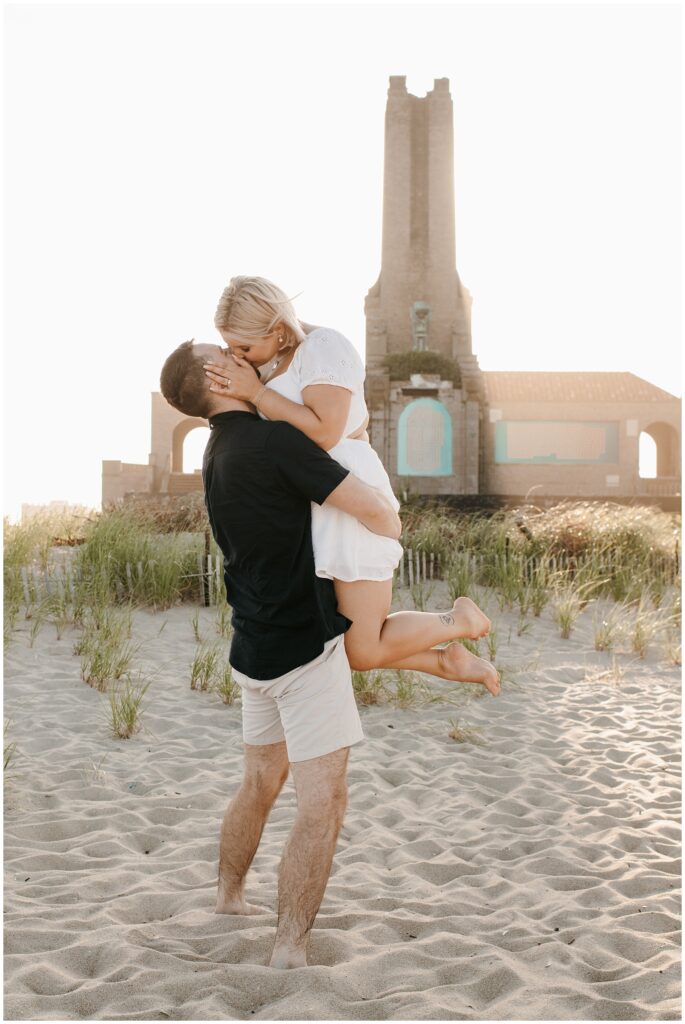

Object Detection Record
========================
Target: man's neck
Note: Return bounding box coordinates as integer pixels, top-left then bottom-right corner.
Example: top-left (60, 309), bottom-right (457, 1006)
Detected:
top-left (207, 396), bottom-right (255, 417)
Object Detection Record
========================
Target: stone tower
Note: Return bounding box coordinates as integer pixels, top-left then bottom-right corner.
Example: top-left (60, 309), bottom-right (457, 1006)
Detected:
top-left (365, 76), bottom-right (484, 495)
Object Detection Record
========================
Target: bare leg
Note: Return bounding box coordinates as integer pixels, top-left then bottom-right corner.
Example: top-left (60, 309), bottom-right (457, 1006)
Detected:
top-left (336, 579), bottom-right (491, 671)
top-left (270, 746), bottom-right (350, 969)
top-left (387, 644), bottom-right (501, 696)
top-left (216, 740), bottom-right (289, 915)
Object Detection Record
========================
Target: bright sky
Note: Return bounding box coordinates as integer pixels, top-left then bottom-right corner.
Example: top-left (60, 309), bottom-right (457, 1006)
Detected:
top-left (3, 1), bottom-right (681, 520)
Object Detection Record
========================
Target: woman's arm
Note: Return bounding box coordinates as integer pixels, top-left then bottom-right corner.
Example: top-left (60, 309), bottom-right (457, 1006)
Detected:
top-left (204, 354), bottom-right (352, 450)
top-left (257, 382), bottom-right (350, 450)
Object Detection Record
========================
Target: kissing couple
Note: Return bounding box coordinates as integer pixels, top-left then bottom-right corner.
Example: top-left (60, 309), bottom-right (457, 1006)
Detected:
top-left (160, 274), bottom-right (499, 969)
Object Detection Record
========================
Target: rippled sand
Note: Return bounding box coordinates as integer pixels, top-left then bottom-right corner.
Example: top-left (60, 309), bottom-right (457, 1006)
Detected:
top-left (4, 597), bottom-right (681, 1020)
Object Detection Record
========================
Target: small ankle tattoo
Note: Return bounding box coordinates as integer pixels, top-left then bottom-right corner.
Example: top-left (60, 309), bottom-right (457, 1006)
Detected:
top-left (439, 613), bottom-right (455, 626)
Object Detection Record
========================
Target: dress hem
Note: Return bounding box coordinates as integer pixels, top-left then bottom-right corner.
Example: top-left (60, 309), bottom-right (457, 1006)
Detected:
top-left (315, 570), bottom-right (396, 583)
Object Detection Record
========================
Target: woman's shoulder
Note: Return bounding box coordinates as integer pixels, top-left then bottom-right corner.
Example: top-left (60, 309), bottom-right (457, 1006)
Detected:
top-left (295, 326), bottom-right (365, 388)
top-left (298, 326), bottom-right (364, 368)
top-left (303, 325), bottom-right (349, 343)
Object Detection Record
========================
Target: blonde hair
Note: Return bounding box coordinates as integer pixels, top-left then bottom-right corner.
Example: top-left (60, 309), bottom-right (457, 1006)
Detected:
top-left (214, 276), bottom-right (306, 350)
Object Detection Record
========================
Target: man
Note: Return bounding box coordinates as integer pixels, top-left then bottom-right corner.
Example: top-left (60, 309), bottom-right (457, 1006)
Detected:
top-left (160, 340), bottom-right (400, 970)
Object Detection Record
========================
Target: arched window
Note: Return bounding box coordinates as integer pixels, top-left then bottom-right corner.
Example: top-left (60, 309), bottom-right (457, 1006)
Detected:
top-left (638, 432), bottom-right (657, 479)
top-left (398, 398), bottom-right (452, 476)
top-left (171, 418), bottom-right (208, 473)
top-left (641, 422), bottom-right (680, 478)
top-left (183, 427), bottom-right (211, 474)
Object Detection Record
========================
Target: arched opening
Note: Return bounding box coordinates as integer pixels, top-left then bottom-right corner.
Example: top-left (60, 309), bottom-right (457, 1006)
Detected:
top-left (171, 417), bottom-right (208, 473)
top-left (642, 421), bottom-right (680, 478)
top-left (183, 427), bottom-right (211, 474)
top-left (398, 398), bottom-right (452, 476)
top-left (638, 432), bottom-right (657, 478)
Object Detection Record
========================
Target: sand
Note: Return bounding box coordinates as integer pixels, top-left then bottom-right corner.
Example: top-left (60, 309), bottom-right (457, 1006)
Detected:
top-left (3, 593), bottom-right (681, 1021)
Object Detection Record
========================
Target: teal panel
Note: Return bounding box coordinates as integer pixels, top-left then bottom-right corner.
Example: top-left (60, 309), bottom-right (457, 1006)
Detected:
top-left (495, 421), bottom-right (619, 464)
top-left (398, 399), bottom-right (452, 476)
top-left (494, 422), bottom-right (508, 463)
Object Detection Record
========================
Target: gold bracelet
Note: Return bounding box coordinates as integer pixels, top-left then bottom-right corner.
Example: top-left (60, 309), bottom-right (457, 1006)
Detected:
top-left (254, 384), bottom-right (267, 411)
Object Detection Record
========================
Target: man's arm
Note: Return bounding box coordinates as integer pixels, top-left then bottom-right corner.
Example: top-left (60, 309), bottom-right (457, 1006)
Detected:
top-left (264, 422), bottom-right (401, 540)
top-left (323, 474), bottom-right (401, 540)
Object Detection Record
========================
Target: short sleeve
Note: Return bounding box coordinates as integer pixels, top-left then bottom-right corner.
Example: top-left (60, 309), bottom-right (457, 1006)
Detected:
top-left (297, 328), bottom-right (365, 393)
top-left (264, 422), bottom-right (349, 505)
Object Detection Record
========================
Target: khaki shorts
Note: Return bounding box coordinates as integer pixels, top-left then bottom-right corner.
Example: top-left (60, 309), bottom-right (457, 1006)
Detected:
top-left (232, 634), bottom-right (365, 763)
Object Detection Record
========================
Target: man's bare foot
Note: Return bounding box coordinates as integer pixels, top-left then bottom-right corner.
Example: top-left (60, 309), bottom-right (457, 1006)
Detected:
top-left (438, 642), bottom-right (501, 696)
top-left (215, 898), bottom-right (270, 915)
top-left (448, 596), bottom-right (491, 640)
top-left (269, 945), bottom-right (308, 969)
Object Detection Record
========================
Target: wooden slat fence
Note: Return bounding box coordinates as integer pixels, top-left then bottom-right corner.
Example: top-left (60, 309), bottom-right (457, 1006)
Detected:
top-left (15, 557), bottom-right (228, 607)
top-left (12, 541), bottom-right (680, 608)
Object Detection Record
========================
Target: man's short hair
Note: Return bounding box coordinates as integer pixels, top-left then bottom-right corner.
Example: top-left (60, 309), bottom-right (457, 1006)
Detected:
top-left (160, 340), bottom-right (211, 419)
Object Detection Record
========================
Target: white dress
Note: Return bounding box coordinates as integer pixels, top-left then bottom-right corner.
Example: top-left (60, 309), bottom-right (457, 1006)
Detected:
top-left (260, 326), bottom-right (403, 582)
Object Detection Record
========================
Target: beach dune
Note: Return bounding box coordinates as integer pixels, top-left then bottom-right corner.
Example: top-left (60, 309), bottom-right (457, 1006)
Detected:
top-left (4, 603), bottom-right (681, 1020)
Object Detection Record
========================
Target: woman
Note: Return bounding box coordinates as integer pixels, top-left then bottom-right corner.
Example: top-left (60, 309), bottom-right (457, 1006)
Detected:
top-left (203, 276), bottom-right (499, 695)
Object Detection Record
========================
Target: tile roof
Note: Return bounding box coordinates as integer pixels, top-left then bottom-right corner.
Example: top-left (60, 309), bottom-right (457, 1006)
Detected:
top-left (482, 372), bottom-right (680, 404)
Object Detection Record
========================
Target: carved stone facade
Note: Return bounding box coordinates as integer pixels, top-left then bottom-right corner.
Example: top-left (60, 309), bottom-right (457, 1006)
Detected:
top-left (364, 76), bottom-right (484, 495)
top-left (368, 376), bottom-right (481, 498)
top-left (361, 76), bottom-right (680, 507)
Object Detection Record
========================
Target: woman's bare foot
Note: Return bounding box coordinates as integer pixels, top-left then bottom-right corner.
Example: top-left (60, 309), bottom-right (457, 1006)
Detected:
top-left (215, 897), bottom-right (269, 916)
top-left (449, 597), bottom-right (491, 640)
top-left (438, 641), bottom-right (501, 696)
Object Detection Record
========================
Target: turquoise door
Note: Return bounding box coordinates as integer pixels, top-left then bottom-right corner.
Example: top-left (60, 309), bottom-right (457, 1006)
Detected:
top-left (398, 399), bottom-right (452, 476)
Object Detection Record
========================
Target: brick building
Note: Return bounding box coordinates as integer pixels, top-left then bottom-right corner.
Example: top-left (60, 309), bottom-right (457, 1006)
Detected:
top-left (102, 77), bottom-right (680, 510)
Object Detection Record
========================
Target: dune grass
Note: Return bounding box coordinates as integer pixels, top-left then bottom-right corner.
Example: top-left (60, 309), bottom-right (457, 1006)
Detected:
top-left (351, 669), bottom-right (388, 706)
top-left (3, 507), bottom-right (92, 571)
top-left (5, 502), bottom-right (680, 682)
top-left (485, 628), bottom-right (498, 662)
top-left (585, 656), bottom-right (626, 688)
top-left (401, 500), bottom-right (679, 607)
top-left (214, 598), bottom-right (233, 639)
top-left (671, 591), bottom-right (681, 627)
top-left (409, 579), bottom-right (436, 611)
top-left (552, 585), bottom-right (586, 640)
top-left (190, 641), bottom-right (222, 691)
top-left (4, 720), bottom-right (16, 771)
top-left (28, 604), bottom-right (49, 648)
top-left (3, 506), bottom-right (211, 625)
top-left (189, 640), bottom-right (241, 702)
top-left (664, 630), bottom-right (682, 666)
top-left (3, 574), bottom-right (22, 644)
top-left (447, 717), bottom-right (485, 744)
top-left (6, 500), bottom-right (678, 761)
top-left (75, 606), bottom-right (138, 690)
top-left (460, 637), bottom-right (482, 656)
top-left (107, 676), bottom-right (151, 739)
top-left (446, 553), bottom-right (477, 603)
top-left (215, 664), bottom-right (241, 705)
top-left (350, 668), bottom-right (453, 709)
top-left (40, 584), bottom-right (82, 640)
top-left (80, 754), bottom-right (108, 786)
top-left (593, 605), bottom-right (626, 652)
top-left (630, 600), bottom-right (670, 659)
top-left (73, 510), bottom-right (203, 608)
top-left (389, 670), bottom-right (441, 708)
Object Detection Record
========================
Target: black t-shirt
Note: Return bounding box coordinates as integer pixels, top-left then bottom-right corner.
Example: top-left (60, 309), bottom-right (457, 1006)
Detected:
top-left (202, 410), bottom-right (352, 679)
